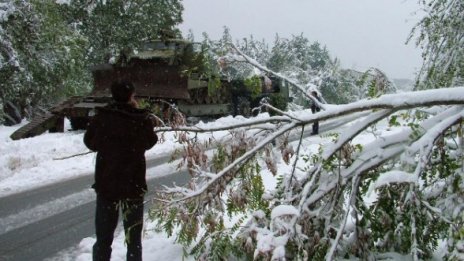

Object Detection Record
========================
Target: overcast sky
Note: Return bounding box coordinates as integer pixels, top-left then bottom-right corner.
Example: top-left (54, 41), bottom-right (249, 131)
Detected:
top-left (179, 0), bottom-right (424, 80)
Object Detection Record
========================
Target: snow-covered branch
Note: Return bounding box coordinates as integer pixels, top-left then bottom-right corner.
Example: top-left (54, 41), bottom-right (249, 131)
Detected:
top-left (169, 122), bottom-right (297, 203)
top-left (152, 69), bottom-right (464, 260)
top-left (155, 88), bottom-right (464, 138)
top-left (154, 115), bottom-right (292, 133)
top-left (230, 43), bottom-right (327, 110)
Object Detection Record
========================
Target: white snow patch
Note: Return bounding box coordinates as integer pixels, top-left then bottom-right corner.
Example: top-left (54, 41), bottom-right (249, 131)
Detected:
top-left (374, 170), bottom-right (416, 189)
top-left (271, 204), bottom-right (299, 219)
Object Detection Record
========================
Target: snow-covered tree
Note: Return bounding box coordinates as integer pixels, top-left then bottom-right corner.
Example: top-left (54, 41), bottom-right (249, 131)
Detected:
top-left (266, 34), bottom-right (334, 106)
top-left (409, 0), bottom-right (464, 89)
top-left (149, 40), bottom-right (464, 259)
top-left (63, 0), bottom-right (184, 64)
top-left (0, 0), bottom-right (88, 124)
top-left (0, 0), bottom-right (185, 124)
top-left (146, 1), bottom-right (464, 258)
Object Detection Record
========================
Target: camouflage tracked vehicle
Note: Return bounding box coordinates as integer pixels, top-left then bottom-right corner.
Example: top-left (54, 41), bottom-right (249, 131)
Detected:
top-left (10, 39), bottom-right (289, 140)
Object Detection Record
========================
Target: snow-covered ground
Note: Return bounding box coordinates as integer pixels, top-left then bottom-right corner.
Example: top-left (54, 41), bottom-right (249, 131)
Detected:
top-left (0, 112), bottom-right (447, 260)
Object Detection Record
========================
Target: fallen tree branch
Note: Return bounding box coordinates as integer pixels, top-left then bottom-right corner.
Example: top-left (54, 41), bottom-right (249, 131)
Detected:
top-left (53, 151), bottom-right (93, 160)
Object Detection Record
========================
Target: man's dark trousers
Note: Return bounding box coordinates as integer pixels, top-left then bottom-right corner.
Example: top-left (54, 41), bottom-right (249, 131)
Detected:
top-left (93, 195), bottom-right (144, 261)
top-left (312, 121), bottom-right (319, 134)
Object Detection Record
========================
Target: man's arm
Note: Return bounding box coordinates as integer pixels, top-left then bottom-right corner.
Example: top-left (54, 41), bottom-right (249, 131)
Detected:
top-left (311, 103), bottom-right (316, 113)
top-left (143, 118), bottom-right (158, 150)
top-left (83, 116), bottom-right (99, 151)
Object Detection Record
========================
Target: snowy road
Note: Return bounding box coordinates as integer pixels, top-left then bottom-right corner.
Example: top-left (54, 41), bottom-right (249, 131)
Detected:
top-left (0, 154), bottom-right (191, 261)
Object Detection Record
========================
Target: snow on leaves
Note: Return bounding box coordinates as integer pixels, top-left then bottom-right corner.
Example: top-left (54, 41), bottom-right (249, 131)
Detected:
top-left (150, 82), bottom-right (464, 260)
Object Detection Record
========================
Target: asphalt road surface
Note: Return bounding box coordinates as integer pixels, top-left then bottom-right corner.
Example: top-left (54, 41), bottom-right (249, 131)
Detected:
top-left (0, 154), bottom-right (190, 261)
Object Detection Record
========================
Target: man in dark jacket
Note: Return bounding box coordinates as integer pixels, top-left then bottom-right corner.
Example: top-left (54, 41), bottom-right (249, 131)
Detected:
top-left (310, 90), bottom-right (321, 135)
top-left (84, 81), bottom-right (158, 261)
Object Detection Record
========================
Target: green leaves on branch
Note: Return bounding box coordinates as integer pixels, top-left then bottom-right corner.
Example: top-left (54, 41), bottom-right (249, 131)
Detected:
top-left (410, 0), bottom-right (464, 88)
top-left (243, 75), bottom-right (262, 99)
top-left (0, 0), bottom-right (184, 122)
top-left (151, 128), bottom-right (271, 260)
